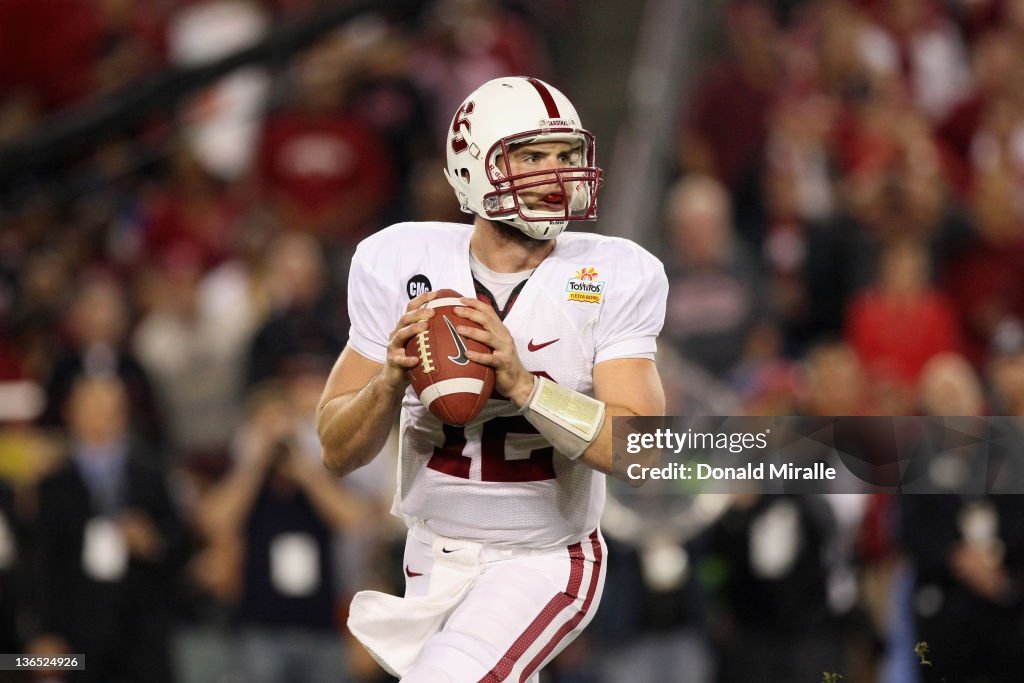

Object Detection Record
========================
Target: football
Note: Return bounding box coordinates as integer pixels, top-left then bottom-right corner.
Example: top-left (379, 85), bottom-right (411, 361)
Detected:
top-left (405, 289), bottom-right (495, 425)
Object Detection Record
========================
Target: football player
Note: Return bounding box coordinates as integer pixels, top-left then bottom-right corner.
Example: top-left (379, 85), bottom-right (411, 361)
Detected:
top-left (317, 76), bottom-right (667, 682)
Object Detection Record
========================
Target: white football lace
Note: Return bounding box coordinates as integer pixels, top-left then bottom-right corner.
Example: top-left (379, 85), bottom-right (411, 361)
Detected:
top-left (416, 331), bottom-right (435, 373)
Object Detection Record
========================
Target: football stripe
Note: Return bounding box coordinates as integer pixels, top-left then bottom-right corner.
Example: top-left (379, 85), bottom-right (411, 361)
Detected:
top-left (425, 297), bottom-right (465, 309)
top-left (419, 378), bottom-right (486, 409)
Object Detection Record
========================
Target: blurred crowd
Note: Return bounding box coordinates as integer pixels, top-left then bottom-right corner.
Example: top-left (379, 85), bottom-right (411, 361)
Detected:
top-left (1, 0), bottom-right (1024, 681)
top-left (638, 0), bottom-right (1024, 681)
top-left (664, 0), bottom-right (1024, 416)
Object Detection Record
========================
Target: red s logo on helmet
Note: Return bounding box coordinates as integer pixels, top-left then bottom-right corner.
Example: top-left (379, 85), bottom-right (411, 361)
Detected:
top-left (450, 101), bottom-right (475, 154)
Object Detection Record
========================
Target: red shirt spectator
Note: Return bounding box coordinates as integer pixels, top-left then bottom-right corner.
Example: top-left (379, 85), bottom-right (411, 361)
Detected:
top-left (255, 32), bottom-right (397, 245)
top-left (258, 110), bottom-right (394, 243)
top-left (845, 240), bottom-right (961, 384)
top-left (141, 149), bottom-right (245, 273)
top-left (683, 1), bottom-right (779, 191)
top-left (943, 170), bottom-right (1024, 365)
top-left (935, 30), bottom-right (1021, 196)
top-left (846, 289), bottom-right (961, 384)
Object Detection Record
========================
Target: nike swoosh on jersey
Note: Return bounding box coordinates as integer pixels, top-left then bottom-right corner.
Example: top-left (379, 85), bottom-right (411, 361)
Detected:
top-left (405, 564), bottom-right (423, 578)
top-left (527, 338), bottom-right (560, 352)
top-left (443, 315), bottom-right (471, 365)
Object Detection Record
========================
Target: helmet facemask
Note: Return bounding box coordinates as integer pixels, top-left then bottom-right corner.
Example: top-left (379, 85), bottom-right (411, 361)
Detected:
top-left (480, 130), bottom-right (601, 240)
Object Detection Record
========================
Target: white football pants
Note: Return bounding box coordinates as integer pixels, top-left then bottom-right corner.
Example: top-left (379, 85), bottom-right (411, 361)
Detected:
top-left (349, 527), bottom-right (606, 683)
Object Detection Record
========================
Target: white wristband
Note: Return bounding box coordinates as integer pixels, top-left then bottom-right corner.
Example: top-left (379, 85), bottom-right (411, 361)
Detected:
top-left (519, 376), bottom-right (606, 460)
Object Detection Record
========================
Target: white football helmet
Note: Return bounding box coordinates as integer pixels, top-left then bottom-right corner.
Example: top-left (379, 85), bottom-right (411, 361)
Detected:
top-left (443, 76), bottom-right (602, 240)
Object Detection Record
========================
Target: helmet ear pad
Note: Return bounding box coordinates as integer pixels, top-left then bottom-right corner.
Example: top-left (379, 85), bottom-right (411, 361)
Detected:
top-left (444, 77), bottom-right (602, 240)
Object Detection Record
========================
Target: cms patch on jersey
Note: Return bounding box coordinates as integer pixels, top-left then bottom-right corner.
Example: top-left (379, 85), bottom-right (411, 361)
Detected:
top-left (405, 289), bottom-right (495, 426)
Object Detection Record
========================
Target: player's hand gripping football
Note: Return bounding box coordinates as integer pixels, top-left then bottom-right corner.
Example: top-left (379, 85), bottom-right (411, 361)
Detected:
top-left (383, 290), bottom-right (439, 390)
top-left (454, 298), bottom-right (536, 407)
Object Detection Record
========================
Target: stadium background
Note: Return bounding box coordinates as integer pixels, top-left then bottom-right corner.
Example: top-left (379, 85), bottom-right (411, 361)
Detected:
top-left (2, 0), bottom-right (1024, 681)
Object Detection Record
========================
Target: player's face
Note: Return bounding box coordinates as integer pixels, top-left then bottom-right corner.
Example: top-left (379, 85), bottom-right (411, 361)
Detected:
top-left (500, 141), bottom-right (582, 213)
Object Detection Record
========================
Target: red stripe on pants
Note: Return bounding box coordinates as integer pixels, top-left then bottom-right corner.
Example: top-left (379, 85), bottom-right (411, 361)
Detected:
top-left (518, 531), bottom-right (603, 682)
top-left (477, 531), bottom-right (601, 683)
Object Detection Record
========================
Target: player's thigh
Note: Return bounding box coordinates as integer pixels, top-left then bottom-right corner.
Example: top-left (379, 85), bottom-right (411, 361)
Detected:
top-left (409, 535), bottom-right (605, 682)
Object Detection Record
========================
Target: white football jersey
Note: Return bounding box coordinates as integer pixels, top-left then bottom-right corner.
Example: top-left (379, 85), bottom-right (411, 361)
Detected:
top-left (347, 222), bottom-right (667, 548)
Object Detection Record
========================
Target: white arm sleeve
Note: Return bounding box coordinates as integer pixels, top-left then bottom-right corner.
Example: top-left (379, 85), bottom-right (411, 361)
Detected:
top-left (346, 241), bottom-right (398, 363)
top-left (594, 247), bottom-right (668, 364)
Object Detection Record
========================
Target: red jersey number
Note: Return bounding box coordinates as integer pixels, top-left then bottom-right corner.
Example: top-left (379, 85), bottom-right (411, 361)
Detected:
top-left (426, 371), bottom-right (557, 482)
